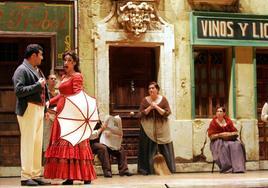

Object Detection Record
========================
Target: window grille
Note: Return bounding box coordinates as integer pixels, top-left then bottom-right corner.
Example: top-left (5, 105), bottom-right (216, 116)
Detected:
top-left (194, 49), bottom-right (228, 118)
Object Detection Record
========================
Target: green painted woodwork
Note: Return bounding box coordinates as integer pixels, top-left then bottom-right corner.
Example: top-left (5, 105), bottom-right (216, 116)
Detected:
top-left (190, 45), bottom-right (196, 119)
top-left (191, 11), bottom-right (268, 47)
top-left (0, 2), bottom-right (74, 67)
top-left (232, 47), bottom-right (236, 119)
top-left (253, 47), bottom-right (257, 119)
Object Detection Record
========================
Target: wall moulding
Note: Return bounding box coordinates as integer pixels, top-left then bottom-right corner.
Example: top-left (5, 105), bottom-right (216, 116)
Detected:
top-left (93, 1), bottom-right (176, 119)
top-left (187, 0), bottom-right (240, 12)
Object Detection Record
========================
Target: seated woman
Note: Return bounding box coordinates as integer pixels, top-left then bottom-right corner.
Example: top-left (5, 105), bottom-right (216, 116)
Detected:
top-left (208, 106), bottom-right (246, 173)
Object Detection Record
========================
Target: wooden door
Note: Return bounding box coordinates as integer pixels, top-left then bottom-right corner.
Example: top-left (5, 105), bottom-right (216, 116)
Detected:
top-left (256, 50), bottom-right (268, 160)
top-left (109, 46), bottom-right (156, 163)
top-left (0, 37), bottom-right (52, 166)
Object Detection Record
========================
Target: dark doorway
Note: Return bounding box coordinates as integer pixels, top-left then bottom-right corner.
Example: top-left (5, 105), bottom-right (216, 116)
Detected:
top-left (0, 37), bottom-right (52, 166)
top-left (109, 46), bottom-right (157, 163)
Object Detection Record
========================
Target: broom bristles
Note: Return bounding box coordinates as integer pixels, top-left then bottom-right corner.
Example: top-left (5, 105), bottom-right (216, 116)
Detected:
top-left (153, 152), bottom-right (171, 175)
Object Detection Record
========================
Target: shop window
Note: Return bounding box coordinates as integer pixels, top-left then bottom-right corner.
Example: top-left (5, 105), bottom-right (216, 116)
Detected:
top-left (194, 49), bottom-right (228, 118)
top-left (256, 50), bottom-right (268, 160)
top-left (256, 52), bottom-right (268, 106)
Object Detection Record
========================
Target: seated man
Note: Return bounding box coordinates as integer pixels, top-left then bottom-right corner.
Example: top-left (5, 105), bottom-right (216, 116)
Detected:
top-left (90, 115), bottom-right (133, 177)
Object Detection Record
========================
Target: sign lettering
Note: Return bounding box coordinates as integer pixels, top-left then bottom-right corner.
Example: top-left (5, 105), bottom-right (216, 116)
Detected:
top-left (197, 18), bottom-right (268, 40)
top-left (0, 2), bottom-right (74, 67)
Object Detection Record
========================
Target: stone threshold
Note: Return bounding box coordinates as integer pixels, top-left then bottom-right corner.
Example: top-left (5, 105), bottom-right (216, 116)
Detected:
top-left (0, 161), bottom-right (264, 177)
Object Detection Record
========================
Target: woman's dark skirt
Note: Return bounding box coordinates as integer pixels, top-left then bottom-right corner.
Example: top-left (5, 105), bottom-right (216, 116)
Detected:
top-left (137, 126), bottom-right (176, 174)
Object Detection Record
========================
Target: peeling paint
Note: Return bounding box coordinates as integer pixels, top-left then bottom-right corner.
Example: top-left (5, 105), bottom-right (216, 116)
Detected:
top-left (193, 119), bottom-right (205, 129)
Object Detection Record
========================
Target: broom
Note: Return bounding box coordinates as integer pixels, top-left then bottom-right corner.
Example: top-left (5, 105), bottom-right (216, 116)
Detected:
top-left (152, 110), bottom-right (171, 175)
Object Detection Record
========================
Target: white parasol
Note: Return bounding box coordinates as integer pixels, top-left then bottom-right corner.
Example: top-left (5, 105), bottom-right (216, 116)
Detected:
top-left (57, 90), bottom-right (99, 146)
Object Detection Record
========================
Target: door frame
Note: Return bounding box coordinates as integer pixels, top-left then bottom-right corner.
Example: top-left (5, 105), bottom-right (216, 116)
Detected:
top-left (94, 29), bottom-right (175, 121)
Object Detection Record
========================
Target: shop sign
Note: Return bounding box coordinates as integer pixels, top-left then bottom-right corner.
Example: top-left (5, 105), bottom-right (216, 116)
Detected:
top-left (198, 18), bottom-right (268, 40)
top-left (191, 12), bottom-right (268, 46)
top-left (0, 2), bottom-right (74, 66)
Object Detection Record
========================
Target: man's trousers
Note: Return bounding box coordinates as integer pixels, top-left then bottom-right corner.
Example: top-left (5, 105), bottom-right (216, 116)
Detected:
top-left (17, 103), bottom-right (44, 180)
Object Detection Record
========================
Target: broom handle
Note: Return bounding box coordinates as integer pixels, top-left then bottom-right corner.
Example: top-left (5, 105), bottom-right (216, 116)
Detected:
top-left (153, 110), bottom-right (160, 153)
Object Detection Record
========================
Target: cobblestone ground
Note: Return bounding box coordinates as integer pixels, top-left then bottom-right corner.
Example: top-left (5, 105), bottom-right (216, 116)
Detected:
top-left (1, 171), bottom-right (268, 188)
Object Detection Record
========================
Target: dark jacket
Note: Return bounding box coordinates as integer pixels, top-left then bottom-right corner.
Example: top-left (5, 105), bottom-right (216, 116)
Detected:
top-left (12, 59), bottom-right (49, 116)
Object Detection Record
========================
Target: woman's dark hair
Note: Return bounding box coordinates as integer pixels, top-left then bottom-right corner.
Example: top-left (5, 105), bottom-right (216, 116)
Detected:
top-left (24, 44), bottom-right (43, 59)
top-left (148, 81), bottom-right (160, 91)
top-left (216, 106), bottom-right (226, 113)
top-left (62, 50), bottom-right (81, 73)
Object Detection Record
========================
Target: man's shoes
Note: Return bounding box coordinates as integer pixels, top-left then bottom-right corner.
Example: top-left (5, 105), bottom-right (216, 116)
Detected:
top-left (120, 171), bottom-right (133, 176)
top-left (104, 171), bottom-right (112, 178)
top-left (138, 169), bottom-right (149, 175)
top-left (33, 178), bottom-right (51, 185)
top-left (84, 180), bottom-right (91, 184)
top-left (21, 179), bottom-right (38, 186)
top-left (62, 179), bottom-right (73, 185)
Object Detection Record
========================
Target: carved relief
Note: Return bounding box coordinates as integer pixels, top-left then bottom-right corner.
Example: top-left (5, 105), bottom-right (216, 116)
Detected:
top-left (117, 1), bottom-right (161, 36)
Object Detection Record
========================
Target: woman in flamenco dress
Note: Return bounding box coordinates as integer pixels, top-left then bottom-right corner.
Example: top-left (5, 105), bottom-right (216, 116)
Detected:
top-left (44, 51), bottom-right (96, 185)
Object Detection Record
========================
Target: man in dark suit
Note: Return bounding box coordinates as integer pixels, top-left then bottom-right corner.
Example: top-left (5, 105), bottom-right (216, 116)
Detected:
top-left (12, 44), bottom-right (50, 186)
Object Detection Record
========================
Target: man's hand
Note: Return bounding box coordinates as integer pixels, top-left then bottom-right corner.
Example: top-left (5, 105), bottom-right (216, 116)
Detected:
top-left (100, 123), bottom-right (108, 132)
top-left (45, 112), bottom-right (50, 120)
top-left (104, 131), bottom-right (110, 137)
top-left (46, 101), bottom-right (50, 109)
top-left (38, 78), bottom-right (46, 88)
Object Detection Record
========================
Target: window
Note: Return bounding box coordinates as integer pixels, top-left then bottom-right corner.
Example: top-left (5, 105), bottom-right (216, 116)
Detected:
top-left (256, 50), bottom-right (268, 160)
top-left (194, 49), bottom-right (228, 118)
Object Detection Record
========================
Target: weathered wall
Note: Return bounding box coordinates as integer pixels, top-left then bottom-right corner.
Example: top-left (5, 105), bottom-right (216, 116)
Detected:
top-left (240, 0), bottom-right (268, 14)
top-left (78, 0), bottom-right (263, 171)
top-left (78, 0), bottom-right (112, 95)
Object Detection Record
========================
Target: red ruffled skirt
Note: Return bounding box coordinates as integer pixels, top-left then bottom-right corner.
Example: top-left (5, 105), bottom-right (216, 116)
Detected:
top-left (44, 123), bottom-right (96, 181)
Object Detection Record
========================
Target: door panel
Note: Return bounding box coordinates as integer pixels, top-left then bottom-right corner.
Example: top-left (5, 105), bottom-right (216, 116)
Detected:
top-left (109, 47), bottom-right (156, 162)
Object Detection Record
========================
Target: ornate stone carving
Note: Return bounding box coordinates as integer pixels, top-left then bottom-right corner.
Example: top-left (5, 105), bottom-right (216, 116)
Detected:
top-left (117, 1), bottom-right (161, 37)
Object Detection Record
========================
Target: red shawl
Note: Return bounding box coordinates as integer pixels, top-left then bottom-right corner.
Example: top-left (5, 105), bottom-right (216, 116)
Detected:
top-left (207, 116), bottom-right (237, 137)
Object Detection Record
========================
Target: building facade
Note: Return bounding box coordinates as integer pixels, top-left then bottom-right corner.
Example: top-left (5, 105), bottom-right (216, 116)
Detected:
top-left (1, 0), bottom-right (268, 175)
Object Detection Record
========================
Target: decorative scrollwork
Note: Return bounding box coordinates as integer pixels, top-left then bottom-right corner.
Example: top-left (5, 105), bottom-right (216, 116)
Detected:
top-left (117, 1), bottom-right (160, 37)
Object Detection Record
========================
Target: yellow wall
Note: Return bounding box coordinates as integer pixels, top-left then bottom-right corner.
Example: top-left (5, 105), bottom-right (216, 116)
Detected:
top-left (78, 0), bottom-right (265, 119)
top-left (78, 0), bottom-right (112, 95)
top-left (235, 47), bottom-right (255, 119)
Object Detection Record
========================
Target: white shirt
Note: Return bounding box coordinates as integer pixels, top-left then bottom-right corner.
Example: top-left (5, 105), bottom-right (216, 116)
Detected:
top-left (261, 102), bottom-right (268, 122)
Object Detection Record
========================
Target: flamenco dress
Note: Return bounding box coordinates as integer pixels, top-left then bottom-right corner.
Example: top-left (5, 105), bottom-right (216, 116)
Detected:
top-left (44, 74), bottom-right (96, 181)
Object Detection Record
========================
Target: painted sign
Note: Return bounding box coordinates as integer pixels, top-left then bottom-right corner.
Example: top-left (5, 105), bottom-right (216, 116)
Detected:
top-left (191, 12), bottom-right (268, 46)
top-left (0, 2), bottom-right (74, 67)
top-left (198, 18), bottom-right (268, 40)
